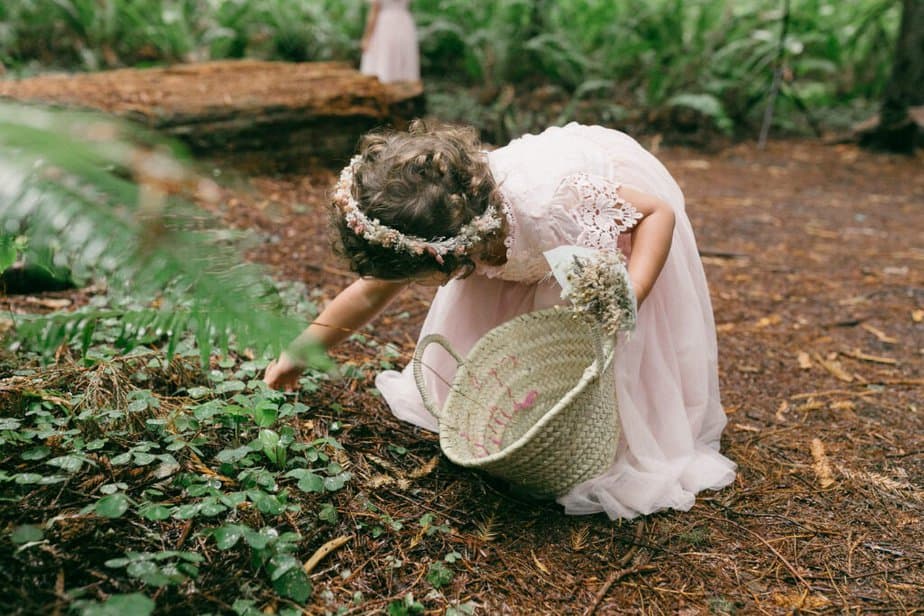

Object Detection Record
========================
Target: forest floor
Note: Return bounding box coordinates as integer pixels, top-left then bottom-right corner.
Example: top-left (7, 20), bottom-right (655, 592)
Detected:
top-left (200, 138), bottom-right (924, 614)
top-left (3, 137), bottom-right (923, 615)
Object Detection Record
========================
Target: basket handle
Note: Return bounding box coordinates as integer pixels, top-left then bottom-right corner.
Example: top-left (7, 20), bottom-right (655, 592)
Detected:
top-left (412, 334), bottom-right (464, 421)
top-left (590, 322), bottom-right (616, 373)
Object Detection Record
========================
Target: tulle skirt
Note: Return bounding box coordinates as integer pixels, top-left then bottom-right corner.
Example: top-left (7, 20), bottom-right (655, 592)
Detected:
top-left (376, 124), bottom-right (736, 520)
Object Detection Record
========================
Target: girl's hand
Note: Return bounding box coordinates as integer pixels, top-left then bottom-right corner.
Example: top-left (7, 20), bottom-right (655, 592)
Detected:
top-left (263, 353), bottom-right (304, 392)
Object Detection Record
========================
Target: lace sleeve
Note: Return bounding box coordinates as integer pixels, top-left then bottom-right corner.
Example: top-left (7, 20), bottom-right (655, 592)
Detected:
top-left (557, 172), bottom-right (643, 251)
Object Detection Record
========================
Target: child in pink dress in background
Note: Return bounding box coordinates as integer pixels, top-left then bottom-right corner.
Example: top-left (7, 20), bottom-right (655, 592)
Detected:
top-left (264, 121), bottom-right (737, 520)
top-left (360, 0), bottom-right (420, 83)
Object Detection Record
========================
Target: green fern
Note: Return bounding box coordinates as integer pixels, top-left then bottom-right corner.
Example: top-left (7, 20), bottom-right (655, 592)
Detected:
top-left (0, 101), bottom-right (326, 369)
top-left (666, 92), bottom-right (734, 134)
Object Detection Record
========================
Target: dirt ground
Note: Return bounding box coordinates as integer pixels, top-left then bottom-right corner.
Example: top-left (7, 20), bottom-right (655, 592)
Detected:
top-left (199, 138), bottom-right (924, 614)
top-left (3, 136), bottom-right (921, 614)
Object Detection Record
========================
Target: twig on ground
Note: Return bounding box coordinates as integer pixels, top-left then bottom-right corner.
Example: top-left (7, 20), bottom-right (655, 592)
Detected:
top-left (582, 564), bottom-right (658, 616)
top-left (175, 519), bottom-right (193, 550)
top-left (303, 535), bottom-right (352, 575)
top-left (841, 348), bottom-right (898, 365)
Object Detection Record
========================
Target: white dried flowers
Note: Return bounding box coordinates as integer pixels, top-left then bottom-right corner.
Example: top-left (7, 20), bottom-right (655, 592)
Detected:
top-left (561, 250), bottom-right (637, 335)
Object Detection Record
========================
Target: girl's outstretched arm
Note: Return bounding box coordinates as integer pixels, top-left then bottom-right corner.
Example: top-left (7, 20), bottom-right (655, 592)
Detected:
top-left (264, 277), bottom-right (407, 391)
top-left (618, 186), bottom-right (675, 305)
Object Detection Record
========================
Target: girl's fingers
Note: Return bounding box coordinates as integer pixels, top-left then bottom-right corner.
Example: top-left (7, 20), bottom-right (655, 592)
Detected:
top-left (263, 360), bottom-right (289, 391)
top-left (264, 361), bottom-right (300, 393)
top-left (263, 356), bottom-right (306, 393)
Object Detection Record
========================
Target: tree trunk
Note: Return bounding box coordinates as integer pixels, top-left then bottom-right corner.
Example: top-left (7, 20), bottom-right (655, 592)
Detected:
top-left (860, 0), bottom-right (924, 152)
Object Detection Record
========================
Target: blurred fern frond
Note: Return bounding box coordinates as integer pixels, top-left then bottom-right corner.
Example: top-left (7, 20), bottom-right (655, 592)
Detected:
top-left (0, 101), bottom-right (324, 367)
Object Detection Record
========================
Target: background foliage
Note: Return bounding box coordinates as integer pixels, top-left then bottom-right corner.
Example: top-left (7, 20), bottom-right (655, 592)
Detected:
top-left (0, 0), bottom-right (901, 136)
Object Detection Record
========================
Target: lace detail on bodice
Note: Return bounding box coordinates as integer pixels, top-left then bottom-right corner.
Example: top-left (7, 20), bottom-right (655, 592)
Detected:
top-left (563, 172), bottom-right (642, 250)
top-left (476, 172), bottom-right (643, 282)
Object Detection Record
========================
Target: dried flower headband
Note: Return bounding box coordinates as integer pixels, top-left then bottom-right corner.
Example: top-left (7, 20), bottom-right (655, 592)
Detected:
top-left (332, 155), bottom-right (503, 265)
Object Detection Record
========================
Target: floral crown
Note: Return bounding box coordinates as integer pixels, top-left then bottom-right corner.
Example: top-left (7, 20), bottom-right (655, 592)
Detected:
top-left (332, 155), bottom-right (503, 265)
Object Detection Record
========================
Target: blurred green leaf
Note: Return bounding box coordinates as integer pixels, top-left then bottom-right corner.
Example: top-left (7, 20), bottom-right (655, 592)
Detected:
top-left (79, 593), bottom-right (155, 616)
top-left (273, 567), bottom-right (312, 604)
top-left (10, 524), bottom-right (44, 545)
top-left (94, 493), bottom-right (131, 518)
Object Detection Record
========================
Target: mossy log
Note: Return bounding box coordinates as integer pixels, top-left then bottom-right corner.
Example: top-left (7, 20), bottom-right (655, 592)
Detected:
top-left (0, 60), bottom-right (425, 170)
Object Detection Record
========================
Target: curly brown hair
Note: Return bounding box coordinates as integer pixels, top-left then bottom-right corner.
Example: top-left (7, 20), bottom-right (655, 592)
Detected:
top-left (331, 120), bottom-right (505, 280)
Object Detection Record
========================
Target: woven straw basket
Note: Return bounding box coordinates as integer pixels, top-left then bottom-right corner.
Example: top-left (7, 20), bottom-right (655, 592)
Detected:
top-left (412, 307), bottom-right (620, 498)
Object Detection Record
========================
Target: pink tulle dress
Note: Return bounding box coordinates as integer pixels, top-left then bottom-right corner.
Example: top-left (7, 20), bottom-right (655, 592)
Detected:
top-left (376, 123), bottom-right (737, 520)
top-left (360, 0), bottom-right (420, 83)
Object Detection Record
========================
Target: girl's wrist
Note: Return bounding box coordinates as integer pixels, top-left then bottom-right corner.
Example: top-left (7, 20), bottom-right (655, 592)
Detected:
top-left (278, 350), bottom-right (305, 371)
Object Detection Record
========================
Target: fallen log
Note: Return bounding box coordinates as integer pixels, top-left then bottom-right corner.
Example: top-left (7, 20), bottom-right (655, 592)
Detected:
top-left (0, 60), bottom-right (425, 170)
